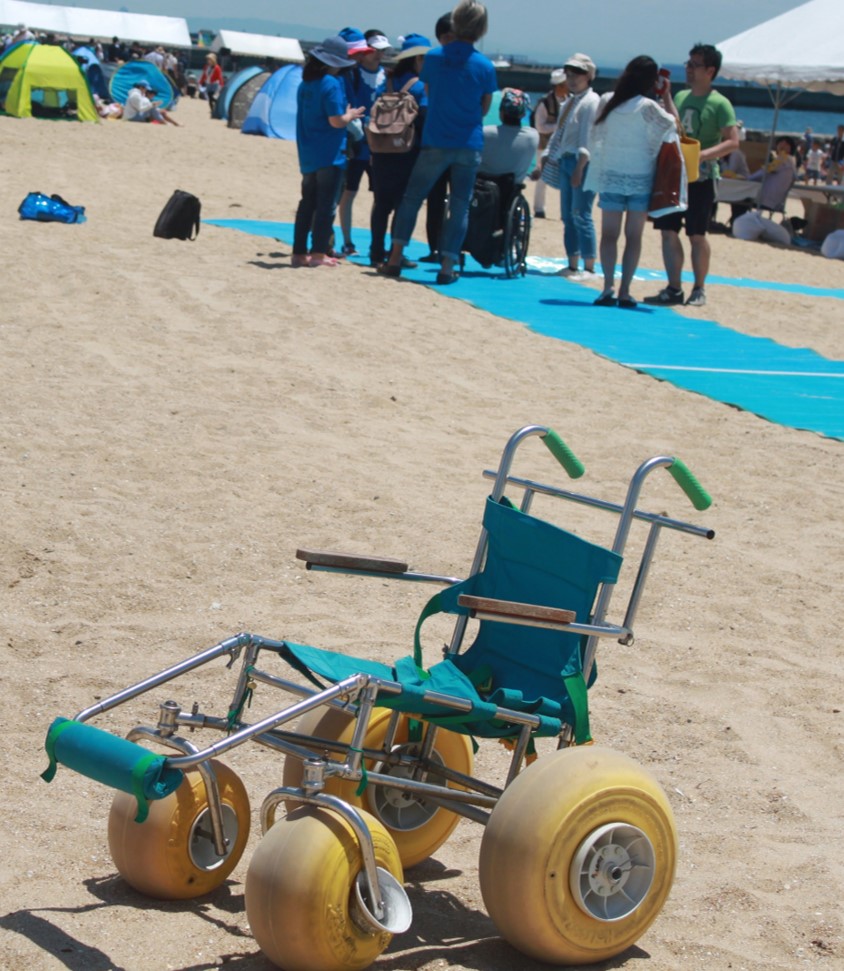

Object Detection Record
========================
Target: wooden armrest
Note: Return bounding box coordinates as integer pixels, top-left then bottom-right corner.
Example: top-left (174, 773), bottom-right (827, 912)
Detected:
top-left (296, 548), bottom-right (409, 574)
top-left (458, 594), bottom-right (576, 625)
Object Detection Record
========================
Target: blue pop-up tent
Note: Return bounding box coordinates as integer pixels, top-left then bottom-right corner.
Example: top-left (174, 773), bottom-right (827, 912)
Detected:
top-left (241, 63), bottom-right (301, 139)
top-left (72, 46), bottom-right (108, 100)
top-left (109, 61), bottom-right (177, 109)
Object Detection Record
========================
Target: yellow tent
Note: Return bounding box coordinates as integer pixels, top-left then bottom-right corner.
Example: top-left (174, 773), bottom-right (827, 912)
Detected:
top-left (0, 42), bottom-right (98, 122)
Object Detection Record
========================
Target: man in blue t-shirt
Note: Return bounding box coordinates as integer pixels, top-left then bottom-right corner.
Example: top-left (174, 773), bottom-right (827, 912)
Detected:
top-left (379, 1), bottom-right (497, 285)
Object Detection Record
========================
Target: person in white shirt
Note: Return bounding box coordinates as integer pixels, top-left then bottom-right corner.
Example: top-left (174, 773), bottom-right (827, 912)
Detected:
top-left (587, 55), bottom-right (678, 308)
top-left (479, 88), bottom-right (539, 185)
top-left (545, 52), bottom-right (601, 278)
top-left (123, 82), bottom-right (180, 126)
top-left (531, 68), bottom-right (567, 217)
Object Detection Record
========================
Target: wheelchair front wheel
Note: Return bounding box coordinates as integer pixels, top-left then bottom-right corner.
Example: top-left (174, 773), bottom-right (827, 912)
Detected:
top-left (478, 746), bottom-right (677, 965)
top-left (108, 759), bottom-right (250, 899)
top-left (503, 193), bottom-right (531, 278)
top-left (245, 805), bottom-right (404, 971)
top-left (283, 706), bottom-right (473, 867)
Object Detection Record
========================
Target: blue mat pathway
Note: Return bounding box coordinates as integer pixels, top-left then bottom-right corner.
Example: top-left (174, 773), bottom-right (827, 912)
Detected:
top-left (206, 219), bottom-right (844, 441)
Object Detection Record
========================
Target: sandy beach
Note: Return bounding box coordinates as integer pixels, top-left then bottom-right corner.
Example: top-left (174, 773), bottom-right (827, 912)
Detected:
top-left (1, 95), bottom-right (842, 971)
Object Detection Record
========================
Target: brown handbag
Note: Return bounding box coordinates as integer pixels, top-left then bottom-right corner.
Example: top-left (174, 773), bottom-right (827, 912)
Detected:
top-left (648, 137), bottom-right (685, 217)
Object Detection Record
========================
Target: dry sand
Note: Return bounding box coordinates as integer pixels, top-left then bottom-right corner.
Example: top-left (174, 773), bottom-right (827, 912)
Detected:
top-left (1, 96), bottom-right (842, 971)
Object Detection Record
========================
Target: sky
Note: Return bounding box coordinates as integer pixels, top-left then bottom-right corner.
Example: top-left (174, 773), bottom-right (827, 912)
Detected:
top-left (95, 0), bottom-right (801, 67)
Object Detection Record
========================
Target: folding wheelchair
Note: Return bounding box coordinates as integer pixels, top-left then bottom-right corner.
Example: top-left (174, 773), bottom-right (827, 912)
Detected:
top-left (42, 424), bottom-right (714, 970)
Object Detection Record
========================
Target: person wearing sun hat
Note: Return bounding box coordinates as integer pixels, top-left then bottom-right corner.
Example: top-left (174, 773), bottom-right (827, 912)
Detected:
top-left (291, 37), bottom-right (365, 268)
top-left (368, 32), bottom-right (431, 267)
top-left (123, 79), bottom-right (180, 125)
top-left (479, 88), bottom-right (538, 185)
top-left (336, 27), bottom-right (388, 256)
top-left (544, 52), bottom-right (600, 278)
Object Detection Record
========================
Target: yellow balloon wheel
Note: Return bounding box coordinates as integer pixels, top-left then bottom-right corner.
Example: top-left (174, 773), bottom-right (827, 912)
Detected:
top-left (107, 759), bottom-right (250, 900)
top-left (479, 746), bottom-right (677, 965)
top-left (245, 805), bottom-right (404, 971)
top-left (283, 706), bottom-right (473, 868)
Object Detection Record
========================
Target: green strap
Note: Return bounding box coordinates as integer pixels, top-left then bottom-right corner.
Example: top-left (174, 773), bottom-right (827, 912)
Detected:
top-left (41, 717), bottom-right (75, 783)
top-left (412, 591), bottom-right (444, 671)
top-left (130, 753), bottom-right (160, 823)
top-left (563, 673), bottom-right (592, 744)
top-left (350, 747), bottom-right (369, 796)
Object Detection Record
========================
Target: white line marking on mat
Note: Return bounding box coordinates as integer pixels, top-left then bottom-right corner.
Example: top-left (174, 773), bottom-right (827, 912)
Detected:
top-left (623, 365), bottom-right (844, 378)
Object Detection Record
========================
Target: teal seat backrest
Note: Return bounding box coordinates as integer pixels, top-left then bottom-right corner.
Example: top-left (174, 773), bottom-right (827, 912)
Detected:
top-left (421, 497), bottom-right (622, 718)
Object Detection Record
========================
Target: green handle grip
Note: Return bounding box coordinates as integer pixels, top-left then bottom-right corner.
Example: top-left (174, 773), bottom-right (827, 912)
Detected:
top-left (542, 429), bottom-right (585, 479)
top-left (668, 458), bottom-right (712, 510)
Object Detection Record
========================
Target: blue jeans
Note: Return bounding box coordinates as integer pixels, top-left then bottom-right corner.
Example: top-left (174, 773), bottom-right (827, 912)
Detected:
top-left (559, 153), bottom-right (596, 262)
top-left (392, 147), bottom-right (482, 261)
top-left (293, 165), bottom-right (345, 255)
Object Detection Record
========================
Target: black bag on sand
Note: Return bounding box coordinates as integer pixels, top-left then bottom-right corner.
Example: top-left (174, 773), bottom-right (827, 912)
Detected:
top-left (153, 190), bottom-right (201, 240)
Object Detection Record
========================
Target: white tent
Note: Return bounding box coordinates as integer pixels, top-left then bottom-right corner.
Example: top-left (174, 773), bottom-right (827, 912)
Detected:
top-left (0, 0), bottom-right (191, 47)
top-left (718, 0), bottom-right (844, 95)
top-left (211, 30), bottom-right (303, 63)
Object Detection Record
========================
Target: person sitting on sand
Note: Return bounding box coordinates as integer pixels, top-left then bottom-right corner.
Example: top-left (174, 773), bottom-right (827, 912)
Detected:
top-left (123, 81), bottom-right (180, 126)
top-left (291, 37), bottom-right (365, 269)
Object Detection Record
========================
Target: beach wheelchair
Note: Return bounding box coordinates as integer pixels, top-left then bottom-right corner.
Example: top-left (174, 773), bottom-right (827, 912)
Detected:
top-left (41, 424), bottom-right (714, 970)
top-left (460, 171), bottom-right (531, 278)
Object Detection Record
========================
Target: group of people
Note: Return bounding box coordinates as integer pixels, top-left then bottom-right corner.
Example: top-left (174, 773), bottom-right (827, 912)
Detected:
top-left (291, 6), bottom-right (741, 306)
top-left (292, 4), bottom-right (500, 281)
top-left (799, 124), bottom-right (844, 184)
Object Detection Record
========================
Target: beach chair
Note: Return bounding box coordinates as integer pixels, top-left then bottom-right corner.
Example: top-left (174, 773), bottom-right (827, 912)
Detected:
top-left (41, 424), bottom-right (714, 970)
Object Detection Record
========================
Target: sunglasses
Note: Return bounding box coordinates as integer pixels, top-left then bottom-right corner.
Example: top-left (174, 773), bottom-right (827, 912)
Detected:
top-left (564, 66), bottom-right (587, 76)
top-left (685, 60), bottom-right (707, 69)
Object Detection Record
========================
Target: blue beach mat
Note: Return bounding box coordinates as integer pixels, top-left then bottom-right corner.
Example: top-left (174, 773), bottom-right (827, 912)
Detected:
top-left (206, 219), bottom-right (844, 441)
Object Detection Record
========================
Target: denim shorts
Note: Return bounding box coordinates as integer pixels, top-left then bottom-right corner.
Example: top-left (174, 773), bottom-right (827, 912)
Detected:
top-left (599, 190), bottom-right (652, 213)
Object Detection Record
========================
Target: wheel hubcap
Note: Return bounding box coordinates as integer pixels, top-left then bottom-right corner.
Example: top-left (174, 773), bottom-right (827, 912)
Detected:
top-left (188, 804), bottom-right (238, 870)
top-left (368, 745), bottom-right (446, 831)
top-left (569, 821), bottom-right (655, 921)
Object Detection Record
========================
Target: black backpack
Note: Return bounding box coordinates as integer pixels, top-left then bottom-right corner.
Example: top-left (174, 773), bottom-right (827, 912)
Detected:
top-left (153, 190), bottom-right (201, 240)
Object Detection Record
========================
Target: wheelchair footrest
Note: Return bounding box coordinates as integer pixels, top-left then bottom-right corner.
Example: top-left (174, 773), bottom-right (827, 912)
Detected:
top-left (41, 717), bottom-right (184, 822)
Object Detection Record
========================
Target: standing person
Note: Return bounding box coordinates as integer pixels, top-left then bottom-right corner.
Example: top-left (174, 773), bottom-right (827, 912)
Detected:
top-left (379, 1), bottom-right (497, 285)
top-left (420, 11), bottom-right (458, 263)
top-left (545, 53), bottom-right (600, 279)
top-left (825, 124), bottom-right (844, 184)
top-left (646, 43), bottom-right (738, 308)
top-left (368, 34), bottom-right (431, 267)
top-left (336, 28), bottom-right (388, 256)
top-left (587, 56), bottom-right (679, 308)
top-left (291, 37), bottom-right (364, 269)
top-left (199, 53), bottom-right (223, 117)
top-left (531, 68), bottom-right (567, 218)
top-left (805, 140), bottom-right (826, 184)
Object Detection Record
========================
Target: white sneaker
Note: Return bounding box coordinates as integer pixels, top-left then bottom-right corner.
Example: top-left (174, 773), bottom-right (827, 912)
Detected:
top-left (686, 286), bottom-right (707, 307)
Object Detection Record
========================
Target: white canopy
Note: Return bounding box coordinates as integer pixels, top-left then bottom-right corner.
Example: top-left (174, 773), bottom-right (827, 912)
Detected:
top-left (211, 30), bottom-right (303, 63)
top-left (718, 0), bottom-right (844, 95)
top-left (0, 0), bottom-right (191, 47)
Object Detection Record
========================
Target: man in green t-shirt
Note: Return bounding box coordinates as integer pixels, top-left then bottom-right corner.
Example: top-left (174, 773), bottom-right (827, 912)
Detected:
top-left (647, 43), bottom-right (738, 308)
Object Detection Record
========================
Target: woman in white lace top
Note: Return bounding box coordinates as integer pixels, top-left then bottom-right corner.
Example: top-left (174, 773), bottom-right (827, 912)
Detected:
top-left (587, 56), bottom-right (679, 307)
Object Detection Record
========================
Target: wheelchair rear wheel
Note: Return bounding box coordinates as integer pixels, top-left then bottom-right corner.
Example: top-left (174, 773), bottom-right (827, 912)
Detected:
top-left (283, 706), bottom-right (473, 867)
top-left (245, 805), bottom-right (403, 971)
top-left (107, 759), bottom-right (250, 899)
top-left (503, 193), bottom-right (531, 278)
top-left (478, 746), bottom-right (677, 964)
